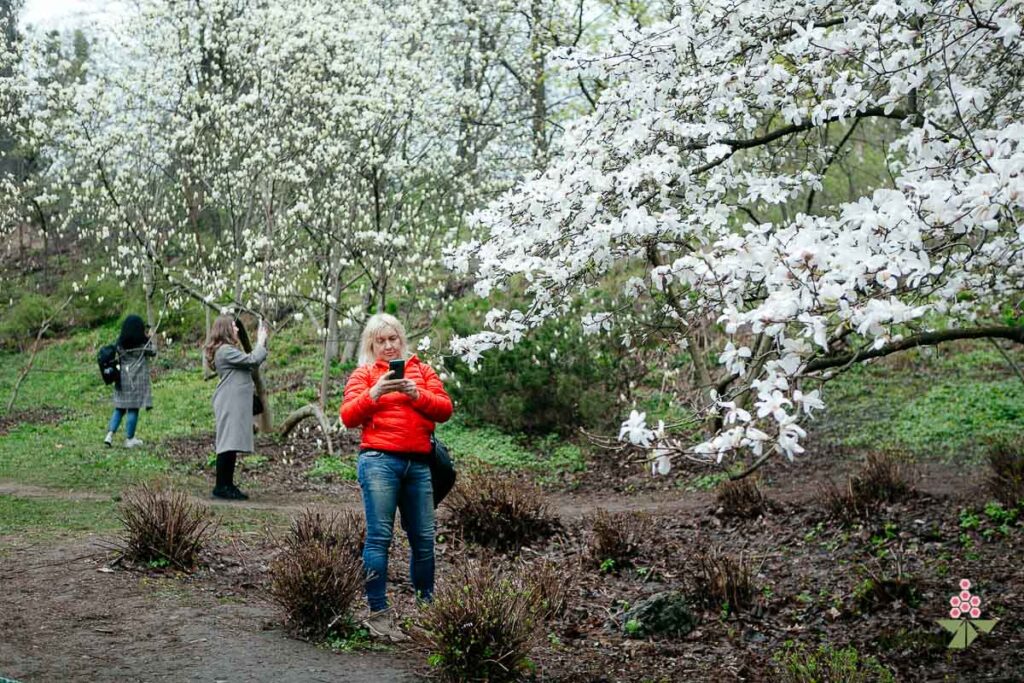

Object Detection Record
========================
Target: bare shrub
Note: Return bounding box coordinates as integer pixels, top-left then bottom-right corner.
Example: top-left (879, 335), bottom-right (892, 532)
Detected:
top-left (822, 452), bottom-right (912, 522)
top-left (987, 440), bottom-right (1024, 508)
top-left (855, 451), bottom-right (911, 502)
top-left (286, 507), bottom-right (365, 553)
top-left (585, 508), bottom-right (654, 571)
top-left (416, 557), bottom-right (565, 682)
top-left (269, 507), bottom-right (365, 639)
top-left (444, 472), bottom-right (559, 551)
top-left (528, 558), bottom-right (578, 620)
top-left (695, 547), bottom-right (756, 615)
top-left (117, 481), bottom-right (215, 569)
top-left (716, 477), bottom-right (770, 519)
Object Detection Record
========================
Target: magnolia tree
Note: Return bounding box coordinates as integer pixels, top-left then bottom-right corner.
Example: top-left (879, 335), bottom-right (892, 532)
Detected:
top-left (451, 0), bottom-right (1024, 472)
top-left (13, 0), bottom-right (545, 437)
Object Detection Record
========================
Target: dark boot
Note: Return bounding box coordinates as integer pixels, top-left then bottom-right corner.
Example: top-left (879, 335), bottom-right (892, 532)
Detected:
top-left (212, 452), bottom-right (248, 500)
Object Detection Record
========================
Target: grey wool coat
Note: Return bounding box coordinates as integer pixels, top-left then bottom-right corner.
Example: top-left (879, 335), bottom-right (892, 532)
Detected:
top-left (113, 342), bottom-right (157, 410)
top-left (212, 344), bottom-right (268, 455)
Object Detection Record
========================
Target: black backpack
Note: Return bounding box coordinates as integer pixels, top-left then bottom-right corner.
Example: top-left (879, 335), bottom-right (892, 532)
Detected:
top-left (98, 344), bottom-right (120, 387)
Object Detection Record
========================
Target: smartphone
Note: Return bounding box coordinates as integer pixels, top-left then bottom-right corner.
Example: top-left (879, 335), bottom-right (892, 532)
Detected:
top-left (388, 358), bottom-right (405, 380)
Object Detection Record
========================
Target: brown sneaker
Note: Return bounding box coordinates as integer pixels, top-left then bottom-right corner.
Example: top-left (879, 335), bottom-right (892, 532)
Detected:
top-left (362, 609), bottom-right (410, 643)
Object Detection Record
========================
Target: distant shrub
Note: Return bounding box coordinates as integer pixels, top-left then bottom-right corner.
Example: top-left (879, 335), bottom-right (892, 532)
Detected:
top-left (987, 440), bottom-right (1024, 509)
top-left (822, 452), bottom-right (912, 522)
top-left (716, 477), bottom-right (771, 519)
top-left (116, 481), bottom-right (215, 569)
top-left (585, 509), bottom-right (654, 571)
top-left (269, 508), bottom-right (365, 640)
top-left (67, 279), bottom-right (127, 328)
top-left (417, 557), bottom-right (565, 682)
top-left (0, 293), bottom-right (61, 348)
top-left (770, 641), bottom-right (895, 683)
top-left (444, 472), bottom-right (559, 551)
top-left (443, 312), bottom-right (641, 435)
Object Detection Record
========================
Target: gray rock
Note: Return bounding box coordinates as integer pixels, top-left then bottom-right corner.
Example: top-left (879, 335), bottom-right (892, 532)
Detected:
top-left (621, 591), bottom-right (698, 639)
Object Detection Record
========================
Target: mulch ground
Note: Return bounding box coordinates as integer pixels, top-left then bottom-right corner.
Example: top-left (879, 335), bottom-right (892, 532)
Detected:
top-left (3, 409), bottom-right (1022, 681)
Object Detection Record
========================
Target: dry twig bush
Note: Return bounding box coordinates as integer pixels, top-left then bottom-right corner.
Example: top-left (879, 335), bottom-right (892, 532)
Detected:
top-left (269, 507), bottom-right (365, 640)
top-left (987, 440), bottom-right (1024, 508)
top-left (116, 481), bottom-right (215, 569)
top-left (716, 477), bottom-right (771, 519)
top-left (585, 508), bottom-right (654, 571)
top-left (286, 506), bottom-right (365, 551)
top-left (528, 557), bottom-right (577, 620)
top-left (822, 451), bottom-right (912, 522)
top-left (695, 546), bottom-right (756, 615)
top-left (443, 472), bottom-right (559, 551)
top-left (416, 557), bottom-right (569, 682)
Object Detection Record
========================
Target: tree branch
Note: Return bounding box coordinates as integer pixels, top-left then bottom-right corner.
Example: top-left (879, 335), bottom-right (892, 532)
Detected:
top-left (803, 326), bottom-right (1024, 374)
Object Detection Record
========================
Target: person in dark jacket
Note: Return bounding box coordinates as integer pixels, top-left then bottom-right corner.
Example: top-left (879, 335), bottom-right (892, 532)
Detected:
top-left (104, 314), bottom-right (156, 448)
top-left (203, 315), bottom-right (269, 500)
top-left (340, 313), bottom-right (453, 641)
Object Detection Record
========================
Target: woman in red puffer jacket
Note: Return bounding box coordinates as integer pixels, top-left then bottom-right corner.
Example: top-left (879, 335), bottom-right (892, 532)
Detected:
top-left (340, 313), bottom-right (452, 640)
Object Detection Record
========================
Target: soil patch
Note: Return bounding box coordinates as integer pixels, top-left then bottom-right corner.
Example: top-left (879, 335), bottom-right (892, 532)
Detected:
top-left (0, 407), bottom-right (65, 436)
top-left (162, 425), bottom-right (363, 498)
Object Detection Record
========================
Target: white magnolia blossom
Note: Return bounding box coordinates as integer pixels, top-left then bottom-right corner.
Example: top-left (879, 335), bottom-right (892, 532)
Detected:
top-left (10, 0), bottom-right (554, 326)
top-left (452, 0), bottom-right (1024, 465)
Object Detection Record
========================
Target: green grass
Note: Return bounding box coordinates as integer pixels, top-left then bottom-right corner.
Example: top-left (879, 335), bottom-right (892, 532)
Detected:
top-left (307, 455), bottom-right (358, 480)
top-left (0, 494), bottom-right (119, 536)
top-left (816, 344), bottom-right (1024, 462)
top-left (436, 417), bottom-right (586, 476)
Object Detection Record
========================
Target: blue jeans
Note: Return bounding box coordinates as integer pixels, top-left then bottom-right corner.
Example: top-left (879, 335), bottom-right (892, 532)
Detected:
top-left (357, 451), bottom-right (435, 612)
top-left (107, 408), bottom-right (139, 438)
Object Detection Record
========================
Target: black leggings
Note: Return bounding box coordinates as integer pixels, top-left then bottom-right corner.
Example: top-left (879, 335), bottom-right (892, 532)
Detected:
top-left (215, 451), bottom-right (238, 488)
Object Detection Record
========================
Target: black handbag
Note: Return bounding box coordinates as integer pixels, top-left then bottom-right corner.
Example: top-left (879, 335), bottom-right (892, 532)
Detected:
top-left (252, 393), bottom-right (264, 416)
top-left (429, 436), bottom-right (456, 508)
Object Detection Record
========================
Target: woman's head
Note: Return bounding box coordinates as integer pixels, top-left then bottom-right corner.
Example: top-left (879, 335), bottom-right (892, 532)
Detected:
top-left (118, 314), bottom-right (148, 349)
top-left (204, 315), bottom-right (239, 367)
top-left (358, 313), bottom-right (407, 366)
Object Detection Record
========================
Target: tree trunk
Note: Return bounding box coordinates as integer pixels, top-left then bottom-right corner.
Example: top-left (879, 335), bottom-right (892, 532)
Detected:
top-left (202, 305), bottom-right (212, 376)
top-left (279, 403), bottom-right (334, 456)
top-left (324, 261), bottom-right (342, 361)
top-left (530, 0), bottom-right (548, 167)
top-left (143, 260), bottom-right (155, 331)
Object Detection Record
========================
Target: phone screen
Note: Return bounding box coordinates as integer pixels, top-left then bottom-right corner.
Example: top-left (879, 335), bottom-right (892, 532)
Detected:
top-left (389, 358), bottom-right (405, 379)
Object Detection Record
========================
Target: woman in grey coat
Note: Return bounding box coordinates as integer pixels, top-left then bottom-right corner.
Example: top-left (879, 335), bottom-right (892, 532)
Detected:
top-left (104, 314), bottom-right (156, 448)
top-left (203, 315), bottom-right (269, 500)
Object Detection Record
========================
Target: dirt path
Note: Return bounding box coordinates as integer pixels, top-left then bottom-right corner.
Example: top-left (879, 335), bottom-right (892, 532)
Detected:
top-left (0, 537), bottom-right (420, 683)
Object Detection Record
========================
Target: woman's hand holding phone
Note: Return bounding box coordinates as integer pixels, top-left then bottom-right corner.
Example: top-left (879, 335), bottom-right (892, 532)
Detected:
top-left (371, 371), bottom-right (405, 401)
top-left (370, 373), bottom-right (419, 402)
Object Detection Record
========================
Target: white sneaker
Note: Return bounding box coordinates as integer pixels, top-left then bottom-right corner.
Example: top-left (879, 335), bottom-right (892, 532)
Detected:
top-left (125, 437), bottom-right (144, 448)
top-left (104, 432), bottom-right (114, 447)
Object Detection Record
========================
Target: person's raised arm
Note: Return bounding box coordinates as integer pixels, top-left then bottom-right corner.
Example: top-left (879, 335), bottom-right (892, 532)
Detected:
top-left (218, 344), bottom-right (268, 370)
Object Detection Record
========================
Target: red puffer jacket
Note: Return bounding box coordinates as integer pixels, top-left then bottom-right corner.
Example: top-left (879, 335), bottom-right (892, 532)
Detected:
top-left (340, 355), bottom-right (453, 455)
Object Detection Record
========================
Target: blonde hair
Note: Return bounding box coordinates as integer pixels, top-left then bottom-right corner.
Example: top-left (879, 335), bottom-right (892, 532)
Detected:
top-left (204, 315), bottom-right (238, 367)
top-left (358, 313), bottom-right (407, 366)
